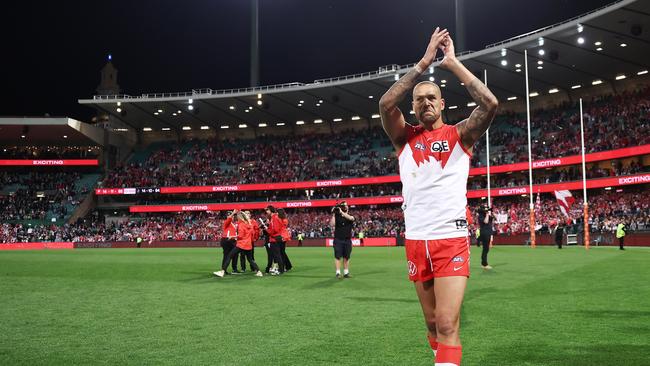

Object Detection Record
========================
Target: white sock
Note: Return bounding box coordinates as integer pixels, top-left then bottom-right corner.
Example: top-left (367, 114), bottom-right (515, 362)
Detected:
top-left (344, 269), bottom-right (349, 275)
top-left (336, 270), bottom-right (341, 275)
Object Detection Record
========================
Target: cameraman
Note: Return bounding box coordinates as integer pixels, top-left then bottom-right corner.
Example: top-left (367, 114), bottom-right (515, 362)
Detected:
top-left (478, 205), bottom-right (495, 270)
top-left (329, 201), bottom-right (355, 278)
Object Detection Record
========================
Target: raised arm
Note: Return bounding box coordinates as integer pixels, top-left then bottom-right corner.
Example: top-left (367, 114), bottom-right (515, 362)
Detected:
top-left (379, 27), bottom-right (449, 151)
top-left (438, 36), bottom-right (498, 151)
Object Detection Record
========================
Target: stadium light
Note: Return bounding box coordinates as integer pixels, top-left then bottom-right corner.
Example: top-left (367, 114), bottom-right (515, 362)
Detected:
top-left (448, 105), bottom-right (458, 109)
top-left (500, 60), bottom-right (508, 66)
top-left (19, 134), bottom-right (25, 138)
top-left (537, 66), bottom-right (543, 70)
top-left (368, 95), bottom-right (374, 99)
top-left (592, 80), bottom-right (603, 85)
top-left (182, 126), bottom-right (191, 130)
top-left (516, 69), bottom-right (522, 73)
top-left (529, 92), bottom-right (539, 97)
top-left (638, 70), bottom-right (648, 75)
top-left (429, 76), bottom-right (435, 81)
top-left (605, 186), bottom-right (612, 190)
top-left (296, 120), bottom-right (305, 125)
top-left (571, 85), bottom-right (582, 89)
top-left (549, 88), bottom-right (559, 94)
top-left (257, 93), bottom-right (262, 99)
top-left (538, 49), bottom-right (545, 56)
top-left (615, 74), bottom-right (626, 80)
top-left (537, 60), bottom-right (543, 65)
top-left (596, 47), bottom-right (603, 51)
top-left (538, 37), bottom-right (544, 46)
top-left (259, 123), bottom-right (267, 127)
top-left (577, 37), bottom-right (585, 45)
top-left (276, 122), bottom-right (285, 126)
top-left (333, 118), bottom-right (342, 122)
top-left (467, 102), bottom-right (477, 107)
top-left (594, 41), bottom-right (602, 46)
top-left (229, 106), bottom-right (235, 110)
top-left (441, 79), bottom-right (447, 83)
top-left (154, 112), bottom-right (159, 116)
top-left (245, 110), bottom-right (250, 113)
top-left (577, 24), bottom-right (584, 33)
top-left (162, 127), bottom-right (171, 131)
top-left (299, 100), bottom-right (304, 104)
top-left (314, 119), bottom-right (323, 124)
top-left (177, 110), bottom-right (182, 114)
top-left (157, 109), bottom-right (163, 113)
top-left (63, 135), bottom-right (68, 138)
top-left (143, 127), bottom-right (153, 132)
top-left (620, 43), bottom-right (627, 47)
top-left (318, 100), bottom-right (323, 103)
top-left (409, 110), bottom-right (415, 115)
top-left (221, 125), bottom-right (229, 129)
top-left (117, 102), bottom-right (121, 107)
top-left (188, 99), bottom-right (193, 104)
top-left (394, 74), bottom-right (399, 81)
top-left (429, 66), bottom-right (434, 74)
top-left (501, 48), bottom-right (507, 57)
top-left (188, 105), bottom-right (194, 111)
top-left (238, 124), bottom-right (247, 128)
top-left (515, 64), bottom-right (521, 68)
top-left (200, 126), bottom-right (210, 130)
top-left (371, 114), bottom-right (380, 119)
top-left (116, 108), bottom-right (122, 113)
top-left (351, 116), bottom-right (361, 120)
top-left (507, 96), bottom-right (517, 101)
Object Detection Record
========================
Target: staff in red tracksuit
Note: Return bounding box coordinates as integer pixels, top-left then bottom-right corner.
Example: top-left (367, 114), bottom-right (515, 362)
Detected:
top-left (239, 210), bottom-right (260, 272)
top-left (265, 205), bottom-right (285, 275)
top-left (278, 208), bottom-right (293, 271)
top-left (214, 210), bottom-right (263, 277)
top-left (220, 211), bottom-right (239, 273)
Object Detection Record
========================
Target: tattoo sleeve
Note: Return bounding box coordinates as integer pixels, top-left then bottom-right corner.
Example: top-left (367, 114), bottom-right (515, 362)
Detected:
top-left (458, 78), bottom-right (499, 148)
top-left (379, 67), bottom-right (424, 149)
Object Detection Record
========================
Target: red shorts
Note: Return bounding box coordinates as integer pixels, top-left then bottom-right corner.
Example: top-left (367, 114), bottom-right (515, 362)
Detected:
top-left (405, 236), bottom-right (470, 282)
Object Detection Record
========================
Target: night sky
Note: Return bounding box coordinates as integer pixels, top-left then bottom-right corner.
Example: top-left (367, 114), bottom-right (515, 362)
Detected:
top-left (1, 0), bottom-right (612, 121)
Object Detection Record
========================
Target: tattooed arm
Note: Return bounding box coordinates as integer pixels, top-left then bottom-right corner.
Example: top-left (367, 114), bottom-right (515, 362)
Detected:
top-left (379, 27), bottom-right (449, 152)
top-left (439, 36), bottom-right (498, 151)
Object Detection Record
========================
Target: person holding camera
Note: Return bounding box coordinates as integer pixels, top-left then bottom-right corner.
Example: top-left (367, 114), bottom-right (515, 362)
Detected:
top-left (329, 201), bottom-right (355, 278)
top-left (478, 205), bottom-right (495, 270)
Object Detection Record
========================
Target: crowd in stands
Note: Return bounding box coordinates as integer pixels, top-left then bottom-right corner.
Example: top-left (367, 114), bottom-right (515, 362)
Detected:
top-left (2, 189), bottom-right (648, 243)
top-left (0, 146), bottom-right (100, 159)
top-left (0, 172), bottom-right (86, 221)
top-left (471, 86), bottom-right (650, 167)
top-left (473, 189), bottom-right (650, 235)
top-left (98, 87), bottom-right (649, 189)
top-left (0, 207), bottom-right (404, 243)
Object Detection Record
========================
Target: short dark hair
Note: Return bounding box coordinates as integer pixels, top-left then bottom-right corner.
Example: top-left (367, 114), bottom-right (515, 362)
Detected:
top-left (266, 205), bottom-right (277, 213)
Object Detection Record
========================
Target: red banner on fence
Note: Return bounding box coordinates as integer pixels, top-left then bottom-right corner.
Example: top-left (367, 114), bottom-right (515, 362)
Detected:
top-left (0, 159), bottom-right (98, 166)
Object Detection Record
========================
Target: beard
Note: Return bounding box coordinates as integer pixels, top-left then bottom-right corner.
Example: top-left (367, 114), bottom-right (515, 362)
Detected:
top-left (419, 110), bottom-right (439, 124)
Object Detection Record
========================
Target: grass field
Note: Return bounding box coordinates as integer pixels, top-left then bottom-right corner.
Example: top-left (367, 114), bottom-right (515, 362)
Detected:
top-left (1, 246), bottom-right (649, 365)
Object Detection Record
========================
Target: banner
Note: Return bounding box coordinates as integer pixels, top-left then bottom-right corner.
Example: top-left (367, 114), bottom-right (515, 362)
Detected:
top-left (96, 144), bottom-right (650, 196)
top-left (128, 173), bottom-right (650, 213)
top-left (0, 159), bottom-right (98, 166)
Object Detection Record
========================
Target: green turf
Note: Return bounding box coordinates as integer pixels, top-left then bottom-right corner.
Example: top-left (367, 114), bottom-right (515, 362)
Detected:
top-left (0, 246), bottom-right (649, 365)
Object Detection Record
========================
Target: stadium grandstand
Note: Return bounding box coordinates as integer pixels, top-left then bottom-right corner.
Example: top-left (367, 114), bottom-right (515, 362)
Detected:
top-left (1, 0), bottom-right (649, 248)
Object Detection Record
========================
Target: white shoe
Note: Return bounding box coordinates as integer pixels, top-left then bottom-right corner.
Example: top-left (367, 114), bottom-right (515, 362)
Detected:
top-left (255, 271), bottom-right (263, 277)
top-left (482, 265), bottom-right (493, 270)
top-left (213, 270), bottom-right (225, 277)
top-left (270, 269), bottom-right (280, 276)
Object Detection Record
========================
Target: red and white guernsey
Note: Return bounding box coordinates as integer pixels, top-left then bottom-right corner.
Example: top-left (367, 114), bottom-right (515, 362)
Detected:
top-left (398, 123), bottom-right (471, 240)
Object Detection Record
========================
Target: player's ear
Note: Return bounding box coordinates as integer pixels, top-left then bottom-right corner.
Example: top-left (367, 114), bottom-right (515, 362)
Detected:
top-left (440, 98), bottom-right (445, 110)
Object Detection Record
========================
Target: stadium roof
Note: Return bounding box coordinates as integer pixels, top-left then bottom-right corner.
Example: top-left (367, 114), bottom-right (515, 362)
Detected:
top-left (78, 0), bottom-right (650, 132)
top-left (0, 117), bottom-right (102, 145)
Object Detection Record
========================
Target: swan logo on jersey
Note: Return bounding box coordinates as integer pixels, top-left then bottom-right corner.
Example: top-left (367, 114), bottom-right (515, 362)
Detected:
top-left (407, 260), bottom-right (417, 276)
top-left (430, 140), bottom-right (450, 153)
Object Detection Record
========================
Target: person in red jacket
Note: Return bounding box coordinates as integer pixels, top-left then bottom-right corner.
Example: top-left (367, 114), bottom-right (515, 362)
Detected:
top-left (265, 205), bottom-right (285, 275)
top-left (214, 210), bottom-right (263, 277)
top-left (239, 210), bottom-right (260, 272)
top-left (277, 209), bottom-right (293, 271)
top-left (220, 210), bottom-right (238, 274)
